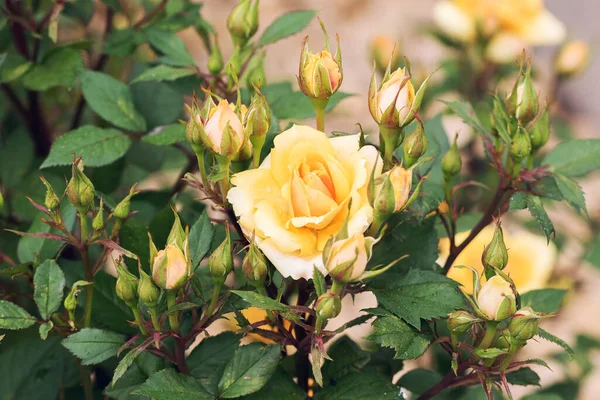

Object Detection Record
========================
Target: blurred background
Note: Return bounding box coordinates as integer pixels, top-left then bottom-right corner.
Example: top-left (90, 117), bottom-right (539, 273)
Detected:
top-left (192, 1), bottom-right (600, 398)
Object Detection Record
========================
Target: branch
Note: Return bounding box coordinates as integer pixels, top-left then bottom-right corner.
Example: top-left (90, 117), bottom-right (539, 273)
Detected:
top-left (0, 83), bottom-right (29, 120)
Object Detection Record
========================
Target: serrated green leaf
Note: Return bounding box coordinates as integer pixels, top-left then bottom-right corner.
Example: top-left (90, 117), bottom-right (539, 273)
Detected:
top-left (0, 300), bottom-right (36, 330)
top-left (537, 328), bottom-right (574, 359)
top-left (506, 367), bottom-right (540, 386)
top-left (146, 30), bottom-right (196, 67)
top-left (314, 372), bottom-right (402, 399)
top-left (133, 369), bottom-right (212, 399)
top-left (366, 315), bottom-right (431, 359)
top-left (398, 368), bottom-right (442, 395)
top-left (520, 289), bottom-right (566, 313)
top-left (132, 79), bottom-right (183, 130)
top-left (509, 192), bottom-right (528, 210)
top-left (62, 328), bottom-right (126, 365)
top-left (258, 10), bottom-right (318, 46)
top-left (313, 266), bottom-right (326, 297)
top-left (39, 321), bottom-right (53, 340)
top-left (81, 70), bottom-right (146, 131)
top-left (543, 139), bottom-right (600, 177)
top-left (0, 52), bottom-right (32, 83)
top-left (370, 269), bottom-right (465, 329)
top-left (188, 332), bottom-right (241, 395)
top-left (141, 124), bottom-right (186, 146)
top-left (553, 173), bottom-right (588, 216)
top-left (321, 336), bottom-right (371, 384)
top-left (166, 301), bottom-right (201, 314)
top-left (473, 347), bottom-right (508, 359)
top-left (22, 47), bottom-right (83, 90)
top-left (241, 368), bottom-right (305, 400)
top-left (33, 259), bottom-right (66, 320)
top-left (442, 100), bottom-right (487, 135)
top-left (132, 65), bottom-right (195, 83)
top-left (41, 126), bottom-right (132, 168)
top-left (525, 195), bottom-right (555, 242)
top-left (217, 343), bottom-right (280, 398)
top-left (230, 291), bottom-right (287, 312)
top-left (112, 347), bottom-right (145, 387)
top-left (189, 211), bottom-right (215, 272)
top-left (104, 29), bottom-right (146, 57)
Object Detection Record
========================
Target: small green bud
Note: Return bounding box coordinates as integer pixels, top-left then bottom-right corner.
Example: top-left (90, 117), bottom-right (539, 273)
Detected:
top-left (482, 220), bottom-right (508, 271)
top-left (242, 241), bottom-right (268, 286)
top-left (494, 329), bottom-right (512, 350)
top-left (208, 36), bottom-right (224, 75)
top-left (441, 134), bottom-right (462, 180)
top-left (114, 184), bottom-right (138, 220)
top-left (403, 123), bottom-right (428, 168)
top-left (315, 293), bottom-right (342, 320)
top-left (40, 175), bottom-right (60, 212)
top-left (529, 107), bottom-right (550, 151)
top-left (138, 268), bottom-right (161, 309)
top-left (92, 199), bottom-right (105, 232)
top-left (186, 96), bottom-right (209, 155)
top-left (246, 52), bottom-right (267, 90)
top-left (227, 47), bottom-right (242, 79)
top-left (447, 310), bottom-right (479, 334)
top-left (151, 212), bottom-right (191, 291)
top-left (67, 159), bottom-right (95, 211)
top-left (245, 91), bottom-right (271, 141)
top-left (508, 307), bottom-right (540, 342)
top-left (510, 125), bottom-right (532, 162)
top-left (116, 261), bottom-right (139, 308)
top-left (209, 225), bottom-right (233, 287)
top-left (227, 0), bottom-right (259, 47)
top-left (64, 288), bottom-right (78, 313)
top-left (507, 68), bottom-right (539, 124)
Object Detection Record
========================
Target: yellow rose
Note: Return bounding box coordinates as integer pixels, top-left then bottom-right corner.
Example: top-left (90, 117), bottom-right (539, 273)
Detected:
top-left (439, 225), bottom-right (556, 294)
top-left (370, 35), bottom-right (400, 72)
top-left (228, 125), bottom-right (382, 280)
top-left (433, 0), bottom-right (565, 46)
top-left (555, 40), bottom-right (590, 77)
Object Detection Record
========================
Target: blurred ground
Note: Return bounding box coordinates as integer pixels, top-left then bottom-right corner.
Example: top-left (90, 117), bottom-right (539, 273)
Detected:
top-left (188, 1), bottom-right (600, 398)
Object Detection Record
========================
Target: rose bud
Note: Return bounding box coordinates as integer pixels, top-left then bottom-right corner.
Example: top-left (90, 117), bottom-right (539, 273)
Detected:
top-left (40, 175), bottom-right (60, 212)
top-left (298, 19), bottom-right (343, 100)
top-left (244, 92), bottom-right (271, 167)
top-left (555, 40), bottom-right (590, 78)
top-left (510, 125), bottom-right (532, 163)
top-left (242, 240), bottom-right (268, 286)
top-left (482, 220), bottom-right (508, 272)
top-left (186, 96), bottom-right (209, 156)
top-left (529, 106), bottom-right (550, 152)
top-left (494, 329), bottom-right (512, 350)
top-left (114, 184), bottom-right (139, 220)
top-left (403, 122), bottom-right (428, 168)
top-left (138, 268), bottom-right (160, 309)
top-left (374, 165), bottom-right (412, 218)
top-left (116, 261), bottom-right (139, 308)
top-left (369, 67), bottom-right (415, 132)
top-left (246, 51), bottom-right (267, 90)
top-left (315, 292), bottom-right (342, 320)
top-left (508, 306), bottom-right (540, 342)
top-left (506, 66), bottom-right (539, 124)
top-left (202, 100), bottom-right (246, 158)
top-left (476, 275), bottom-right (517, 321)
top-left (67, 158), bottom-right (95, 212)
top-left (151, 211), bottom-right (191, 291)
top-left (209, 226), bottom-right (234, 288)
top-left (370, 35), bottom-right (400, 73)
top-left (226, 0), bottom-right (259, 47)
top-left (447, 310), bottom-right (480, 334)
top-left (92, 199), bottom-right (104, 233)
top-left (324, 234), bottom-right (376, 283)
top-left (441, 134), bottom-right (462, 180)
top-left (208, 36), bottom-right (224, 75)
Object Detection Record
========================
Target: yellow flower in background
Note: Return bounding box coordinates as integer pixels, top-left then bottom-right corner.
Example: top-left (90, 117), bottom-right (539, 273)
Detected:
top-left (228, 125), bottom-right (382, 280)
top-left (370, 35), bottom-right (400, 72)
top-left (439, 225), bottom-right (556, 294)
top-left (221, 307), bottom-right (293, 344)
top-left (433, 0), bottom-right (566, 61)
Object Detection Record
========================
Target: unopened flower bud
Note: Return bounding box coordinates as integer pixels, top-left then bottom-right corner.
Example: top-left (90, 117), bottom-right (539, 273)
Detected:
top-left (114, 184), bottom-right (138, 220)
top-left (242, 241), bottom-right (268, 286)
top-left (245, 92), bottom-right (271, 138)
top-left (324, 234), bottom-right (375, 283)
top-left (477, 275), bottom-right (517, 321)
top-left (403, 123), bottom-right (428, 168)
top-left (40, 176), bottom-right (60, 212)
top-left (298, 20), bottom-right (343, 100)
top-left (227, 47), bottom-right (242, 79)
top-left (138, 268), bottom-right (160, 308)
top-left (529, 107), bottom-right (550, 151)
top-left (506, 68), bottom-right (539, 124)
top-left (511, 125), bottom-right (532, 162)
top-left (555, 40), bottom-right (590, 77)
top-left (201, 100), bottom-right (246, 157)
top-left (209, 226), bottom-right (233, 287)
top-left (315, 293), bottom-right (341, 320)
top-left (508, 307), bottom-right (540, 342)
top-left (441, 135), bottom-right (462, 180)
top-left (208, 36), bottom-right (224, 75)
top-left (64, 288), bottom-right (78, 313)
top-left (92, 199), bottom-right (104, 232)
top-left (482, 221), bottom-right (508, 271)
top-left (447, 310), bottom-right (479, 334)
top-left (152, 244), bottom-right (189, 291)
top-left (374, 165), bottom-right (412, 221)
top-left (246, 52), bottom-right (267, 90)
top-left (116, 262), bottom-right (139, 308)
top-left (67, 159), bottom-right (95, 211)
top-left (227, 0), bottom-right (259, 47)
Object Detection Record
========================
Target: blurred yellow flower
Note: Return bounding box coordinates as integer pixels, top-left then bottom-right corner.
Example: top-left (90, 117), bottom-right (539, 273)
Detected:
top-left (222, 307), bottom-right (293, 344)
top-left (439, 225), bottom-right (556, 294)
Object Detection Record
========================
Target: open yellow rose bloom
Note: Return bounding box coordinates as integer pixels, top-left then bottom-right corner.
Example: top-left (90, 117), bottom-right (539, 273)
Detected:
top-left (439, 225), bottom-right (557, 294)
top-left (228, 125), bottom-right (381, 280)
